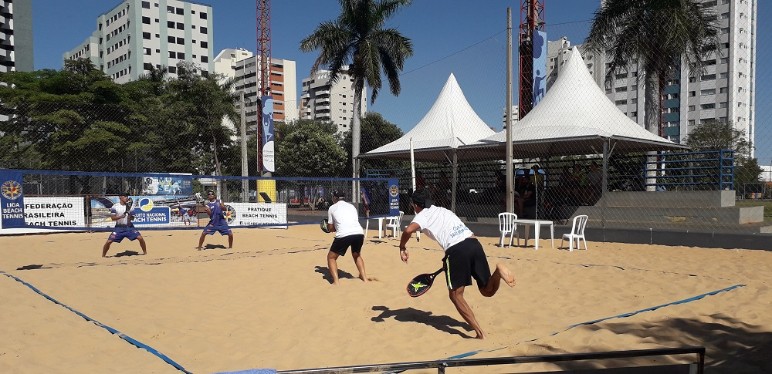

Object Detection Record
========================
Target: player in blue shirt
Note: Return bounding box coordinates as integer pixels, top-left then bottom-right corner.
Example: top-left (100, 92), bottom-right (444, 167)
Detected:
top-left (196, 190), bottom-right (233, 250)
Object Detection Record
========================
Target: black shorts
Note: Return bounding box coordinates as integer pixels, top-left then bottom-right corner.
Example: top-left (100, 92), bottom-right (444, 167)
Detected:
top-left (330, 234), bottom-right (365, 256)
top-left (443, 238), bottom-right (491, 290)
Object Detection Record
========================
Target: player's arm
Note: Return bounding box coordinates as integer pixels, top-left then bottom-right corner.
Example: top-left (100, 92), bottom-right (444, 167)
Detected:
top-left (326, 211), bottom-right (335, 233)
top-left (109, 208), bottom-right (123, 221)
top-left (219, 200), bottom-right (227, 210)
top-left (399, 222), bottom-right (420, 263)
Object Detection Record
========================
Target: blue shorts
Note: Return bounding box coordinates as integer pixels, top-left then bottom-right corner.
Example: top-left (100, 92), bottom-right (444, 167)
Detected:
top-left (108, 228), bottom-right (141, 243)
top-left (203, 222), bottom-right (232, 236)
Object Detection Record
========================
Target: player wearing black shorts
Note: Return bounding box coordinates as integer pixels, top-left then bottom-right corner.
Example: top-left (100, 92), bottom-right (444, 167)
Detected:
top-left (399, 189), bottom-right (516, 339)
top-left (324, 190), bottom-right (367, 285)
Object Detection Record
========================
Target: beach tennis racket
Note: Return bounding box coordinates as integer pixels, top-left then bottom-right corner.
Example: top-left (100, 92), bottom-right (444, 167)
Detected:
top-left (407, 267), bottom-right (444, 297)
top-left (320, 218), bottom-right (330, 233)
top-left (125, 197), bottom-right (134, 219)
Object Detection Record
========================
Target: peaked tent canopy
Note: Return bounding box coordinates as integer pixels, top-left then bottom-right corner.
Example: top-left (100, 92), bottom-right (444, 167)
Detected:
top-left (361, 73), bottom-right (496, 162)
top-left (473, 47), bottom-right (687, 157)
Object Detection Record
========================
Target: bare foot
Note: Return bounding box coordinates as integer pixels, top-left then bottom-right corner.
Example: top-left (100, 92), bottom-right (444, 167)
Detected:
top-left (474, 332), bottom-right (485, 339)
top-left (497, 264), bottom-right (516, 287)
top-left (196, 247), bottom-right (203, 251)
top-left (359, 275), bottom-right (368, 282)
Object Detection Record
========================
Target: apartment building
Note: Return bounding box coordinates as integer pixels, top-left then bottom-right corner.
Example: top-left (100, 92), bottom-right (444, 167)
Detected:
top-left (1, 0), bottom-right (33, 72)
top-left (300, 68), bottom-right (367, 134)
top-left (213, 48), bottom-right (298, 132)
top-left (64, 0), bottom-right (213, 83)
top-left (546, 0), bottom-right (757, 154)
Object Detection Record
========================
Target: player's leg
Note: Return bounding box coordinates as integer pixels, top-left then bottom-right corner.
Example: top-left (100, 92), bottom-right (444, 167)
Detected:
top-left (102, 240), bottom-right (113, 257)
top-left (197, 231), bottom-right (207, 250)
top-left (136, 235), bottom-right (147, 255)
top-left (480, 263), bottom-right (516, 297)
top-left (448, 286), bottom-right (485, 339)
top-left (227, 231), bottom-right (233, 249)
top-left (350, 235), bottom-right (367, 282)
top-left (327, 251), bottom-right (340, 285)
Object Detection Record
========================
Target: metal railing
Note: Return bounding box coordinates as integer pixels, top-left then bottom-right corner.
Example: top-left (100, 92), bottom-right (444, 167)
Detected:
top-left (278, 346), bottom-right (705, 374)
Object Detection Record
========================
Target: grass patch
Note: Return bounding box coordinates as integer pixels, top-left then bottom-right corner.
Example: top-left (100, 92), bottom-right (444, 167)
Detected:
top-left (736, 199), bottom-right (772, 222)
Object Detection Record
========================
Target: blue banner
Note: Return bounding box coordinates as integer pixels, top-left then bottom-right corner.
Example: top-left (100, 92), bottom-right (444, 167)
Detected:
top-left (388, 178), bottom-right (399, 216)
top-left (532, 30), bottom-right (547, 106)
top-left (1, 170), bottom-right (26, 228)
top-left (261, 95), bottom-right (275, 173)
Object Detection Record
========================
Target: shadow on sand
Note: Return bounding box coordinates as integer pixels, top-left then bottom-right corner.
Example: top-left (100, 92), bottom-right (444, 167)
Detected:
top-left (370, 305), bottom-right (472, 338)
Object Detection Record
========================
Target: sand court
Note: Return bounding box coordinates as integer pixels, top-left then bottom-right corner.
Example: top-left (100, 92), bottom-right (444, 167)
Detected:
top-left (1, 226), bottom-right (770, 373)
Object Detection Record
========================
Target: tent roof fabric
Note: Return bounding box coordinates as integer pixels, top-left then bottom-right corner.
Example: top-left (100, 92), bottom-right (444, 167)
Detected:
top-left (476, 47), bottom-right (687, 157)
top-left (361, 73), bottom-right (495, 161)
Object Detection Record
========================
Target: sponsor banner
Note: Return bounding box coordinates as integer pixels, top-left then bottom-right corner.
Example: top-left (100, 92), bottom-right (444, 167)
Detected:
top-left (224, 203), bottom-right (287, 227)
top-left (1, 170), bottom-right (25, 229)
top-left (388, 178), bottom-right (400, 216)
top-left (141, 175), bottom-right (192, 196)
top-left (261, 95), bottom-right (275, 173)
top-left (532, 30), bottom-right (547, 105)
top-left (24, 197), bottom-right (85, 228)
top-left (92, 196), bottom-right (171, 227)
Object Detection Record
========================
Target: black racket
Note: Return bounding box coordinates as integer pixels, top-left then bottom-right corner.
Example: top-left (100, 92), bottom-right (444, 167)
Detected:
top-left (320, 218), bottom-right (330, 233)
top-left (125, 197), bottom-right (134, 219)
top-left (406, 267), bottom-right (444, 297)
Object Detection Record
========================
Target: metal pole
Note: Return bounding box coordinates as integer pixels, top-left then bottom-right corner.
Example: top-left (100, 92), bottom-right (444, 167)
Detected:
top-left (505, 8), bottom-right (515, 213)
top-left (240, 92), bottom-right (249, 202)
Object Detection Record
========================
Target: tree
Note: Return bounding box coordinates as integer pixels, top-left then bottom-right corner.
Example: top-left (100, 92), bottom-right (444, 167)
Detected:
top-left (686, 120), bottom-right (762, 190)
top-left (585, 0), bottom-right (720, 136)
top-left (275, 120), bottom-right (347, 177)
top-left (340, 112), bottom-right (405, 174)
top-left (299, 0), bottom-right (414, 187)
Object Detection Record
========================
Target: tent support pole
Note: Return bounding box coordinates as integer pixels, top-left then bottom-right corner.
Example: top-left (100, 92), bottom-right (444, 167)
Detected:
top-left (451, 150), bottom-right (458, 213)
top-left (601, 140), bottom-right (610, 232)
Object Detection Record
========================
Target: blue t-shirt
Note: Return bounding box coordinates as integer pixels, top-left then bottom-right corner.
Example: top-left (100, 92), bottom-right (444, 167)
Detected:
top-left (207, 200), bottom-right (228, 226)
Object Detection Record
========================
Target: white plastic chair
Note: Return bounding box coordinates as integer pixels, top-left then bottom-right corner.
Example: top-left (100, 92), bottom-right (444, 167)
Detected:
top-left (385, 211), bottom-right (404, 238)
top-left (498, 212), bottom-right (518, 247)
top-left (561, 215), bottom-right (588, 251)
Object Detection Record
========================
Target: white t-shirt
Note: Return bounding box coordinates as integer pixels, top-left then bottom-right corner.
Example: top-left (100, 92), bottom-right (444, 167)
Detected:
top-left (411, 205), bottom-right (472, 251)
top-left (110, 203), bottom-right (130, 226)
top-left (328, 200), bottom-right (364, 238)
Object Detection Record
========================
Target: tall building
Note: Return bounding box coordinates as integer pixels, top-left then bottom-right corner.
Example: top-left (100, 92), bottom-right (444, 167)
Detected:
top-left (547, 0), bottom-right (757, 154)
top-left (300, 68), bottom-right (367, 133)
top-left (1, 0), bottom-right (34, 72)
top-left (64, 0), bottom-right (213, 83)
top-left (213, 48), bottom-right (298, 132)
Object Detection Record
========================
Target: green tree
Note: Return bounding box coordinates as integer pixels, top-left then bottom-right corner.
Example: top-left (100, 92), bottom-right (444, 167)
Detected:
top-left (686, 120), bottom-right (762, 190)
top-left (300, 0), bottom-right (414, 183)
top-left (276, 120), bottom-right (347, 177)
top-left (341, 112), bottom-right (405, 174)
top-left (585, 0), bottom-right (719, 136)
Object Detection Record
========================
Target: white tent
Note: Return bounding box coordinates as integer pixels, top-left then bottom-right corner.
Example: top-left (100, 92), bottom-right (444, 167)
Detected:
top-left (473, 46), bottom-right (686, 157)
top-left (362, 73), bottom-right (496, 211)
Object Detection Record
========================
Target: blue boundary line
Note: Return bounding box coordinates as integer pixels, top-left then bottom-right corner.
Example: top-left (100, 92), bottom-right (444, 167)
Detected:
top-left (447, 284), bottom-right (746, 360)
top-left (0, 271), bottom-right (192, 374)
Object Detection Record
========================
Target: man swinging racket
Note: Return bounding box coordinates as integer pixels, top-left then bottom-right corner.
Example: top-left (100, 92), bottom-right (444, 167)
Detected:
top-left (399, 189), bottom-right (516, 339)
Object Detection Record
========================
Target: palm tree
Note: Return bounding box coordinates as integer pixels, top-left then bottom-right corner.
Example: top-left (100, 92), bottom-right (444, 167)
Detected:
top-left (300, 0), bottom-right (414, 188)
top-left (585, 0), bottom-right (720, 136)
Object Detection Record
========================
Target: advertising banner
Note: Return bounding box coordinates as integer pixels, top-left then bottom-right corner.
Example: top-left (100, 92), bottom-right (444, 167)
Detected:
top-left (532, 30), bottom-right (547, 106)
top-left (388, 178), bottom-right (400, 217)
top-left (224, 202), bottom-right (287, 227)
top-left (261, 95), bottom-right (275, 173)
top-left (24, 197), bottom-right (85, 227)
top-left (141, 175), bottom-right (192, 196)
top-left (91, 196), bottom-right (171, 227)
top-left (0, 170), bottom-right (25, 229)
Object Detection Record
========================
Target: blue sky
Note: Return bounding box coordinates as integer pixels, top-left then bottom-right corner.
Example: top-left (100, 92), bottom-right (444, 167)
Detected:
top-left (32, 0), bottom-right (771, 164)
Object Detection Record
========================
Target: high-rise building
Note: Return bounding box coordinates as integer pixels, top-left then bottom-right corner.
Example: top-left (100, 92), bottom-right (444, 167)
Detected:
top-left (1, 0), bottom-right (34, 72)
top-left (64, 0), bottom-right (213, 83)
top-left (300, 68), bottom-right (367, 133)
top-left (547, 0), bottom-right (757, 154)
top-left (213, 48), bottom-right (298, 132)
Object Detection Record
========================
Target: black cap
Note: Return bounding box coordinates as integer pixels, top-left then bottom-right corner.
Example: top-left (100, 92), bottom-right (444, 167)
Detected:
top-left (411, 188), bottom-right (433, 209)
top-left (332, 190), bottom-right (345, 198)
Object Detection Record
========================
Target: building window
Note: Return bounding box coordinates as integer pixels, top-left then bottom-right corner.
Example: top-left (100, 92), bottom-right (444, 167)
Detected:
top-left (178, 53), bottom-right (185, 60)
top-left (168, 66), bottom-right (177, 73)
top-left (142, 1), bottom-right (150, 9)
top-left (169, 51), bottom-right (176, 58)
top-left (143, 32), bottom-right (151, 40)
top-left (201, 56), bottom-right (209, 63)
top-left (700, 89), bottom-right (715, 96)
top-left (144, 48), bottom-right (151, 55)
top-left (167, 6), bottom-right (174, 13)
top-left (200, 12), bottom-right (208, 19)
top-left (177, 22), bottom-right (184, 30)
top-left (176, 8), bottom-right (184, 15)
top-left (688, 105), bottom-right (695, 111)
top-left (168, 36), bottom-right (175, 43)
top-left (142, 16), bottom-right (150, 24)
top-left (201, 41), bottom-right (208, 48)
top-left (201, 27), bottom-right (208, 34)
top-left (167, 21), bottom-right (175, 28)
top-left (176, 37), bottom-right (184, 44)
top-left (700, 103), bottom-right (715, 110)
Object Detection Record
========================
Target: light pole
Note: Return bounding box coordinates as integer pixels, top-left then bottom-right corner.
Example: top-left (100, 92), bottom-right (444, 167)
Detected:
top-left (240, 92), bottom-right (249, 203)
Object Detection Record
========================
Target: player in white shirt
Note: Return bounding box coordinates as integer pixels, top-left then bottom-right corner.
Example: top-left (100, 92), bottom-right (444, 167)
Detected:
top-left (325, 190), bottom-right (367, 285)
top-left (101, 192), bottom-right (147, 257)
top-left (399, 189), bottom-right (516, 339)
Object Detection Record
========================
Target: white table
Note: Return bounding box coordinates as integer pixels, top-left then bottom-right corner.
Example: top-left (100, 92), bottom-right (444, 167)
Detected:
top-left (514, 219), bottom-right (554, 250)
top-left (365, 217), bottom-right (388, 239)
